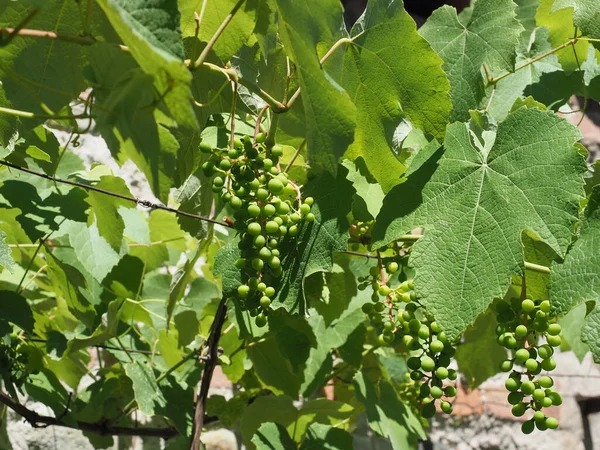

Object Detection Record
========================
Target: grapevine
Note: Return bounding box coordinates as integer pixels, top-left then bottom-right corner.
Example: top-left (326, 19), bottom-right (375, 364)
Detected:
top-left (0, 0), bottom-right (599, 448)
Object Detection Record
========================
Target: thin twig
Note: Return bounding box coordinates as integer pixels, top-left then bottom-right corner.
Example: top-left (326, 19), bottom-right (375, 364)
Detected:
top-left (284, 139), bottom-right (306, 173)
top-left (192, 0), bottom-right (245, 70)
top-left (190, 297), bottom-right (228, 450)
top-left (0, 27), bottom-right (96, 45)
top-left (0, 391), bottom-right (178, 438)
top-left (0, 160), bottom-right (232, 228)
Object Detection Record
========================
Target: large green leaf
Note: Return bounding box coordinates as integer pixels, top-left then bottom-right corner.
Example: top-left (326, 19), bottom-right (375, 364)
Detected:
top-left (272, 0), bottom-right (357, 174)
top-left (0, 1), bottom-right (87, 117)
top-left (341, 0), bottom-right (451, 191)
top-left (124, 359), bottom-right (166, 416)
top-left (96, 0), bottom-right (197, 130)
top-left (85, 175), bottom-right (132, 251)
top-left (214, 171), bottom-right (353, 314)
top-left (252, 422), bottom-right (296, 450)
top-left (179, 0), bottom-right (260, 62)
top-left (373, 108), bottom-right (585, 340)
top-left (549, 188), bottom-right (600, 362)
top-left (300, 423), bottom-right (353, 450)
top-left (420, 0), bottom-right (523, 121)
top-left (0, 290), bottom-right (33, 333)
top-left (572, 0), bottom-right (600, 49)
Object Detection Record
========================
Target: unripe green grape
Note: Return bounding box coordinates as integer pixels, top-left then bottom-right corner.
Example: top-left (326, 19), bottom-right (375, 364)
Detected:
top-left (507, 392), bottom-right (524, 405)
top-left (503, 335), bottom-right (518, 349)
top-left (268, 256), bottom-right (281, 269)
top-left (300, 203), bottom-right (311, 215)
top-left (305, 213), bottom-right (315, 222)
top-left (247, 222), bottom-right (262, 236)
top-left (521, 380), bottom-right (536, 395)
top-left (515, 348), bottom-right (530, 363)
top-left (262, 158), bottom-right (273, 171)
top-left (382, 332), bottom-right (394, 343)
top-left (264, 221), bottom-right (278, 234)
top-left (500, 360), bottom-right (513, 372)
top-left (547, 335), bottom-right (561, 347)
top-left (439, 401), bottom-right (452, 414)
top-left (362, 303), bottom-right (374, 314)
top-left (410, 370), bottom-right (423, 381)
top-left (430, 386), bottom-right (443, 399)
top-left (419, 384), bottom-right (430, 398)
top-left (515, 325), bottom-right (528, 338)
top-left (199, 142), bottom-right (212, 153)
top-left (430, 321), bottom-right (442, 333)
top-left (228, 149), bottom-right (239, 159)
top-left (254, 235), bottom-right (266, 248)
top-left (386, 262), bottom-right (399, 273)
top-left (278, 225), bottom-right (287, 235)
top-left (409, 339), bottom-right (422, 351)
top-left (538, 344), bottom-right (553, 359)
top-left (252, 258), bottom-right (264, 270)
top-left (257, 282), bottom-right (267, 292)
top-left (505, 377), bottom-right (520, 392)
top-left (219, 159), bottom-right (232, 171)
top-left (273, 216), bottom-right (283, 226)
top-left (288, 225), bottom-right (299, 237)
top-left (541, 357), bottom-right (556, 371)
top-left (304, 196), bottom-right (314, 206)
top-left (258, 247), bottom-right (271, 260)
top-left (548, 391), bottom-right (562, 406)
top-left (532, 388), bottom-right (545, 402)
top-left (539, 300), bottom-right (551, 313)
top-left (256, 188), bottom-right (269, 201)
top-left (271, 144), bottom-right (283, 157)
top-left (447, 369), bottom-right (457, 381)
top-left (444, 386), bottom-right (457, 397)
top-left (238, 285), bottom-right (250, 298)
top-left (213, 176), bottom-right (225, 188)
top-left (547, 323), bottom-right (561, 336)
top-left (235, 258), bottom-right (247, 269)
top-left (418, 326), bottom-right (430, 340)
top-left (255, 314), bottom-right (267, 328)
top-left (262, 204), bottom-right (276, 217)
top-left (246, 146), bottom-right (258, 159)
top-left (230, 196), bottom-right (243, 209)
top-left (408, 319), bottom-right (421, 333)
top-left (421, 356), bottom-right (435, 372)
top-left (531, 318), bottom-right (549, 332)
top-left (383, 321), bottom-right (394, 332)
top-left (407, 357), bottom-right (422, 371)
top-left (525, 358), bottom-right (539, 372)
top-left (267, 178), bottom-right (284, 194)
top-left (430, 340), bottom-right (444, 353)
top-left (378, 285), bottom-right (392, 296)
top-left (521, 298), bottom-right (536, 313)
top-left (437, 332), bottom-right (448, 343)
top-left (248, 277), bottom-right (259, 289)
top-left (248, 204), bottom-right (261, 217)
top-left (260, 296), bottom-right (271, 308)
top-left (268, 239), bottom-right (278, 248)
top-left (538, 375), bottom-right (553, 388)
top-left (435, 367), bottom-right (449, 380)
top-left (276, 201), bottom-right (290, 214)
top-left (521, 419), bottom-right (535, 434)
top-left (405, 303), bottom-right (417, 313)
top-left (255, 133), bottom-right (266, 143)
top-left (535, 419), bottom-right (548, 431)
top-left (512, 403), bottom-right (528, 418)
top-left (272, 249), bottom-right (280, 257)
top-left (421, 401), bottom-right (436, 419)
top-left (542, 397), bottom-right (553, 408)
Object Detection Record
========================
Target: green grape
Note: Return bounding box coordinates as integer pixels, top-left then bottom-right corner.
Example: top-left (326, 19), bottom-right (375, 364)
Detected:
top-left (268, 256), bottom-right (281, 269)
top-left (238, 285), bottom-right (250, 298)
top-left (447, 369), bottom-right (457, 381)
top-left (548, 391), bottom-right (562, 406)
top-left (262, 204), bottom-right (276, 217)
top-left (420, 401), bottom-right (436, 419)
top-left (305, 213), bottom-right (315, 222)
top-left (256, 188), bottom-right (269, 201)
top-left (430, 340), bottom-right (444, 353)
top-left (247, 222), bottom-right (262, 236)
top-left (252, 258), bottom-right (264, 270)
top-left (525, 358), bottom-right (539, 372)
top-left (407, 357), bottom-right (422, 371)
top-left (255, 314), bottom-right (267, 328)
top-left (435, 367), bottom-right (449, 380)
top-left (507, 392), bottom-right (524, 405)
top-left (537, 345), bottom-right (553, 359)
top-left (532, 389), bottom-right (545, 402)
top-left (410, 371), bottom-right (423, 381)
top-left (547, 335), bottom-right (561, 347)
top-left (545, 417), bottom-right (558, 429)
top-left (522, 299), bottom-right (536, 313)
top-left (444, 386), bottom-right (457, 397)
top-left (228, 149), bottom-right (239, 159)
top-left (515, 348), bottom-right (530, 363)
top-left (541, 397), bottom-right (553, 408)
top-left (265, 287), bottom-right (275, 297)
top-left (521, 380), bottom-right (536, 395)
top-left (267, 178), bottom-right (284, 194)
top-left (378, 285), bottom-right (392, 296)
top-left (430, 386), bottom-right (443, 399)
top-left (539, 300), bottom-right (551, 313)
top-left (248, 204), bottom-right (261, 217)
top-left (515, 324), bottom-right (528, 338)
top-left (219, 159), bottom-right (232, 171)
top-left (288, 225), bottom-right (299, 237)
top-left (538, 375), bottom-right (553, 388)
top-left (300, 203), bottom-right (311, 215)
top-left (254, 235), bottom-right (266, 248)
top-left (418, 326), bottom-right (430, 340)
top-left (230, 196), bottom-right (243, 209)
top-left (199, 142), bottom-right (212, 153)
top-left (500, 360), bottom-right (513, 372)
top-left (257, 282), bottom-right (267, 291)
top-left (271, 144), bottom-right (284, 157)
top-left (255, 133), bottom-right (266, 143)
top-left (420, 356), bottom-right (435, 372)
top-left (440, 401), bottom-right (453, 414)
top-left (264, 221), bottom-right (279, 234)
top-left (541, 357), bottom-right (556, 371)
top-left (419, 384), bottom-right (431, 398)
top-left (521, 420), bottom-right (535, 434)
top-left (505, 377), bottom-right (520, 392)
top-left (511, 403), bottom-right (528, 417)
top-left (260, 296), bottom-right (271, 308)
top-left (258, 247), bottom-right (272, 260)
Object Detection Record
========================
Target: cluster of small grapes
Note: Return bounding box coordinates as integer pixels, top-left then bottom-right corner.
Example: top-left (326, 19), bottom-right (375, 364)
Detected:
top-left (0, 336), bottom-right (28, 392)
top-left (496, 297), bottom-right (562, 432)
top-left (200, 135), bottom-right (313, 327)
top-left (349, 220), bottom-right (373, 247)
top-left (360, 262), bottom-right (457, 418)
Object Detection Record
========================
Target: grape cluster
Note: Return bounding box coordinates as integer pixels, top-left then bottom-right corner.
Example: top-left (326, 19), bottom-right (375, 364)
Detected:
top-left (495, 297), bottom-right (562, 432)
top-left (349, 220), bottom-right (373, 247)
top-left (360, 262), bottom-right (457, 418)
top-left (200, 134), bottom-right (314, 327)
top-left (0, 335), bottom-right (28, 391)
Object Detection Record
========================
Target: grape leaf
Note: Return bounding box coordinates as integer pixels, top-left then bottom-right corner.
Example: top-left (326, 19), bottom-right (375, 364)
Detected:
top-left (252, 422), bottom-right (296, 450)
top-left (559, 303), bottom-right (590, 362)
top-left (373, 108), bottom-right (586, 340)
top-left (341, 0), bottom-right (451, 191)
top-left (0, 230), bottom-right (14, 272)
top-left (549, 187), bottom-right (600, 362)
top-left (85, 175), bottom-right (132, 251)
top-left (535, 0), bottom-right (589, 71)
top-left (179, 0), bottom-right (260, 63)
top-left (124, 359), bottom-right (166, 416)
top-left (455, 309), bottom-right (507, 388)
top-left (272, 0), bottom-right (357, 175)
top-left (300, 423), bottom-right (353, 450)
top-left (0, 1), bottom-right (86, 117)
top-left (420, 0), bottom-right (523, 121)
top-left (0, 290), bottom-right (33, 333)
top-left (567, 0), bottom-right (600, 51)
top-left (96, 0), bottom-right (197, 130)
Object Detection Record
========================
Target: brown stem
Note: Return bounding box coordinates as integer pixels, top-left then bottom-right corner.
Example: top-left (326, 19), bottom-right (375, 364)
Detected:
top-left (0, 391), bottom-right (179, 438)
top-left (190, 297), bottom-right (228, 450)
top-left (0, 160), bottom-right (233, 228)
top-left (0, 27), bottom-right (96, 45)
